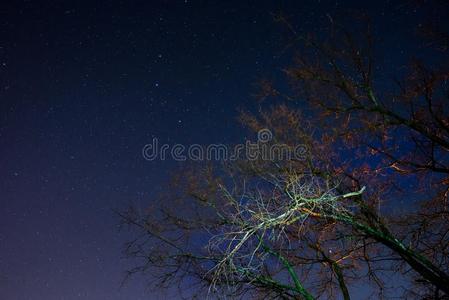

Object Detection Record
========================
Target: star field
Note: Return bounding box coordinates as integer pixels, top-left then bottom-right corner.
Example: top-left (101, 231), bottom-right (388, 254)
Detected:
top-left (0, 1), bottom-right (446, 299)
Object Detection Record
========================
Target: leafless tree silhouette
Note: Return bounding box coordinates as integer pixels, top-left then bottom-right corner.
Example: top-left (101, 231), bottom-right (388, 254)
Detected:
top-left (121, 9), bottom-right (449, 299)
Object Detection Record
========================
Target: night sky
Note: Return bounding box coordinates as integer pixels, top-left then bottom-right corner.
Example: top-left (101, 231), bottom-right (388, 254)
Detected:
top-left (1, 1), bottom-right (446, 299)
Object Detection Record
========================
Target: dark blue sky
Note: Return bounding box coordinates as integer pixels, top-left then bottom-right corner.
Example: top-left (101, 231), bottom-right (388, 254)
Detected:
top-left (0, 1), bottom-right (445, 299)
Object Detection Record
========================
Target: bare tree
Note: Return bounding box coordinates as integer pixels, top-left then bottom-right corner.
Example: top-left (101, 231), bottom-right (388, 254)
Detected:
top-left (121, 10), bottom-right (449, 300)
